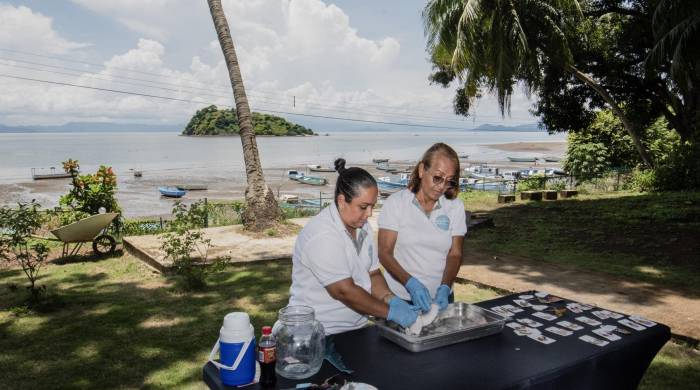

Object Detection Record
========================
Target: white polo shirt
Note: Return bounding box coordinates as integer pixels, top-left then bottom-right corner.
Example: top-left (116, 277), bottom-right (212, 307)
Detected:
top-left (288, 202), bottom-right (379, 335)
top-left (378, 189), bottom-right (467, 300)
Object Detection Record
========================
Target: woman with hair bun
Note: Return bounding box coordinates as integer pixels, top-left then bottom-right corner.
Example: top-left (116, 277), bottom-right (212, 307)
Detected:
top-left (287, 158), bottom-right (419, 335)
top-left (378, 143), bottom-right (467, 313)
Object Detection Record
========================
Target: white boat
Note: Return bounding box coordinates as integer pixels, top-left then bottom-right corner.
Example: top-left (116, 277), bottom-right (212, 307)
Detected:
top-left (31, 167), bottom-right (73, 180)
top-left (377, 173), bottom-right (409, 189)
top-left (287, 170), bottom-right (303, 180)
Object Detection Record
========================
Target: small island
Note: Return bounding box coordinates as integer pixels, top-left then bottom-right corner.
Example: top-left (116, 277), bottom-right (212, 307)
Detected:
top-left (182, 105), bottom-right (315, 136)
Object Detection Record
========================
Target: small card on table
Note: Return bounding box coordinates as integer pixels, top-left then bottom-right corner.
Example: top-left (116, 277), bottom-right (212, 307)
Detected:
top-left (579, 334), bottom-right (609, 347)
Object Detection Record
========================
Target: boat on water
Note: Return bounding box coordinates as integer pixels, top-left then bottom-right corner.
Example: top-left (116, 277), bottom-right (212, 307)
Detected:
top-left (458, 154), bottom-right (469, 159)
top-left (287, 170), bottom-right (303, 179)
top-left (175, 184), bottom-right (208, 191)
top-left (158, 186), bottom-right (186, 198)
top-left (31, 167), bottom-right (73, 180)
top-left (372, 158), bottom-right (389, 164)
top-left (543, 156), bottom-right (561, 162)
top-left (376, 162), bottom-right (392, 171)
top-left (307, 164), bottom-right (335, 172)
top-left (518, 168), bottom-right (566, 177)
top-left (296, 175), bottom-right (327, 186)
top-left (507, 156), bottom-right (538, 163)
top-left (465, 165), bottom-right (499, 178)
top-left (377, 173), bottom-right (409, 191)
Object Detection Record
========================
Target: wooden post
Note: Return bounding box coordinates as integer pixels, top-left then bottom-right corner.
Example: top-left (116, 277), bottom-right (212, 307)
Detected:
top-left (543, 190), bottom-right (558, 200)
top-left (498, 194), bottom-right (516, 203)
top-left (204, 197), bottom-right (209, 227)
top-left (521, 191), bottom-right (543, 201)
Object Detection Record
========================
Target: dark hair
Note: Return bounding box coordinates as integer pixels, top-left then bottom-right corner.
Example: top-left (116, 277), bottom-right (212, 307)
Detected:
top-left (334, 158), bottom-right (377, 205)
top-left (408, 143), bottom-right (460, 200)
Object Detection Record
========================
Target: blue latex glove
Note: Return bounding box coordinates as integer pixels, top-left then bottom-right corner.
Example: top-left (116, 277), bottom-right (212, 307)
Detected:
top-left (405, 276), bottom-right (432, 312)
top-left (434, 284), bottom-right (451, 311)
top-left (387, 296), bottom-right (420, 328)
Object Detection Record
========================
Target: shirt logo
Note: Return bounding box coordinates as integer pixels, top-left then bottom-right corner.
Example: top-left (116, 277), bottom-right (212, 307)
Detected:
top-left (435, 215), bottom-right (450, 231)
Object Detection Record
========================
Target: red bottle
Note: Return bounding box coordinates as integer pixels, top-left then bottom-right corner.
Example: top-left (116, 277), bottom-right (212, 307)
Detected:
top-left (258, 326), bottom-right (276, 388)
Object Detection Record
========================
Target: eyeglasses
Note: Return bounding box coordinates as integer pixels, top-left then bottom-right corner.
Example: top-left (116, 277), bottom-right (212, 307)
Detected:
top-left (431, 175), bottom-right (458, 188)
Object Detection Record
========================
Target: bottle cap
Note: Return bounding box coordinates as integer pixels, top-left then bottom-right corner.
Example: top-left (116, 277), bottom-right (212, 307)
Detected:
top-left (262, 326), bottom-right (272, 335)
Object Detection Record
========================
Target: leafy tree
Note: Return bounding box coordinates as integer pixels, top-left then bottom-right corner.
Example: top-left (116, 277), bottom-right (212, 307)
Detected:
top-left (563, 139), bottom-right (609, 182)
top-left (423, 0), bottom-right (654, 166)
top-left (647, 0), bottom-right (700, 144)
top-left (0, 201), bottom-right (50, 302)
top-left (183, 105), bottom-right (314, 136)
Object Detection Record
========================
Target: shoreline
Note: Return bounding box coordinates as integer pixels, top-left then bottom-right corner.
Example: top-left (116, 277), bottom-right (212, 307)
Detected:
top-left (0, 141), bottom-right (566, 218)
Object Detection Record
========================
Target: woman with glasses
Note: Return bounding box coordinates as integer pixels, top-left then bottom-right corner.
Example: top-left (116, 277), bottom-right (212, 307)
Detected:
top-left (287, 158), bottom-right (419, 335)
top-left (378, 143), bottom-right (467, 313)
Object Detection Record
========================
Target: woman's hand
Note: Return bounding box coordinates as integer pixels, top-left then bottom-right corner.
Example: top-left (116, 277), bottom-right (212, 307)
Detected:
top-left (405, 277), bottom-right (432, 312)
top-left (434, 284), bottom-right (451, 311)
top-left (387, 297), bottom-right (420, 328)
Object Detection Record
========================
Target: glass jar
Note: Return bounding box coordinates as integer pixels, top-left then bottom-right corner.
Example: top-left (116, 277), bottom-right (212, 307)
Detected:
top-left (274, 305), bottom-right (325, 379)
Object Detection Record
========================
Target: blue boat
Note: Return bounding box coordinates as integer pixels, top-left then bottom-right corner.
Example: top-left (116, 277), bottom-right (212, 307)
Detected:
top-left (158, 186), bottom-right (186, 198)
top-left (377, 174), bottom-right (409, 194)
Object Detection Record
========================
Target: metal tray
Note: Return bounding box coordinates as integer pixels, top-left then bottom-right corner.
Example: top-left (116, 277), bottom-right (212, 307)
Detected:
top-left (375, 302), bottom-right (506, 352)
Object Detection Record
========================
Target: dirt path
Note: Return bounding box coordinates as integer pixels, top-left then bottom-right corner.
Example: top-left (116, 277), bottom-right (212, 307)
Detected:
top-left (458, 247), bottom-right (700, 342)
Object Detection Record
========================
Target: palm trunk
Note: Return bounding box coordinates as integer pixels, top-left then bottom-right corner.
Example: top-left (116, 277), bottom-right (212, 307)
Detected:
top-left (207, 0), bottom-right (280, 231)
top-left (566, 64), bottom-right (654, 168)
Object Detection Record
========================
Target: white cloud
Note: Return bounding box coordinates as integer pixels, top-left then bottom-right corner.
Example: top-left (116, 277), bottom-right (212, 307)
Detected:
top-left (0, 4), bottom-right (88, 54)
top-left (0, 1), bottom-right (537, 127)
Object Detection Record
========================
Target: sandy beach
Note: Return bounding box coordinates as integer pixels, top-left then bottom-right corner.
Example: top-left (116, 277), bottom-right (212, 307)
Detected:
top-left (0, 141), bottom-right (566, 218)
top-left (483, 141), bottom-right (566, 153)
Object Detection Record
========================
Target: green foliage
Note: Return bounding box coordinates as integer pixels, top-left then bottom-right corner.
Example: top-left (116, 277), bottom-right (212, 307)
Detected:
top-left (517, 175), bottom-right (547, 192)
top-left (563, 138), bottom-right (609, 183)
top-left (207, 200), bottom-right (244, 227)
top-left (572, 110), bottom-right (640, 168)
top-left (652, 140), bottom-right (700, 191)
top-left (160, 201), bottom-right (230, 289)
top-left (624, 169), bottom-right (658, 192)
top-left (0, 201), bottom-right (50, 302)
top-left (59, 160), bottom-right (121, 216)
top-left (424, 0), bottom-right (700, 188)
top-left (182, 105), bottom-right (314, 136)
top-left (120, 219), bottom-right (166, 236)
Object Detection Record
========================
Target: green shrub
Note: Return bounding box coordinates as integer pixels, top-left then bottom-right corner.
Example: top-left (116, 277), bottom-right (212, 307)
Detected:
top-left (563, 140), bottom-right (609, 183)
top-left (517, 175), bottom-right (547, 192)
top-left (0, 201), bottom-right (50, 302)
top-left (160, 201), bottom-right (230, 289)
top-left (59, 160), bottom-right (121, 215)
top-left (624, 169), bottom-right (658, 192)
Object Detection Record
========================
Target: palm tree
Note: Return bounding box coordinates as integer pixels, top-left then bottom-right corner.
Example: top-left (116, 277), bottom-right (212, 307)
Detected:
top-left (424, 0), bottom-right (654, 167)
top-left (647, 0), bottom-right (700, 143)
top-left (207, 0), bottom-right (281, 231)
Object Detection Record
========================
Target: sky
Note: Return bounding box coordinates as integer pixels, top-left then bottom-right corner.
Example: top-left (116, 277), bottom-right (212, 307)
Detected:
top-left (0, 0), bottom-right (540, 130)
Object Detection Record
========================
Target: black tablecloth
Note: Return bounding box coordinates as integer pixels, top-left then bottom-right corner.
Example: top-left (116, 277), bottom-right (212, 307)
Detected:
top-left (203, 292), bottom-right (670, 390)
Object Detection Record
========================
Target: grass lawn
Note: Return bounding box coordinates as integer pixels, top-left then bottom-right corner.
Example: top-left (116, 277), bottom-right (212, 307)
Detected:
top-left (463, 191), bottom-right (700, 294)
top-left (1, 253), bottom-right (698, 389)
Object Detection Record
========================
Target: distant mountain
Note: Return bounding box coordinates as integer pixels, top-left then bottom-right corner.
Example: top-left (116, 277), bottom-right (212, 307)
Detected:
top-left (0, 122), bottom-right (182, 133)
top-left (472, 123), bottom-right (542, 132)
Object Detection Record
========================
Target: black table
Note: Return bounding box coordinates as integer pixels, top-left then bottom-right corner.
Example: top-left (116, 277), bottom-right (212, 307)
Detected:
top-left (203, 292), bottom-right (670, 390)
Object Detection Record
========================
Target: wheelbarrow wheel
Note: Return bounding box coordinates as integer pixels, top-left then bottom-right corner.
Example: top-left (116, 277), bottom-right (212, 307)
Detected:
top-left (92, 234), bottom-right (116, 255)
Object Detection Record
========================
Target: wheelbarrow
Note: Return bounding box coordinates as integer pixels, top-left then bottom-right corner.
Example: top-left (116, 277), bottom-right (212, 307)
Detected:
top-left (50, 213), bottom-right (119, 257)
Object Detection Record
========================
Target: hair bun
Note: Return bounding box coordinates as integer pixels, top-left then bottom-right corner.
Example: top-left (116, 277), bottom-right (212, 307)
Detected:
top-left (334, 158), bottom-right (347, 174)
